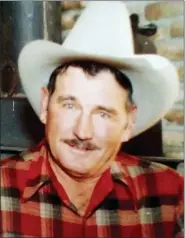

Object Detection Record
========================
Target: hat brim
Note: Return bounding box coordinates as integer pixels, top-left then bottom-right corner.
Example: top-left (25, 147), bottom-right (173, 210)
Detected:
top-left (18, 40), bottom-right (179, 138)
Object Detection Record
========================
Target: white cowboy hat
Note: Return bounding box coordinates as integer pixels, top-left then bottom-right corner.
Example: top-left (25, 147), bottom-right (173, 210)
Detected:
top-left (18, 1), bottom-right (179, 138)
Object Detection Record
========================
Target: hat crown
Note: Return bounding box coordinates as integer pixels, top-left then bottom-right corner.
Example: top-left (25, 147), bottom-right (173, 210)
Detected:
top-left (62, 1), bottom-right (134, 57)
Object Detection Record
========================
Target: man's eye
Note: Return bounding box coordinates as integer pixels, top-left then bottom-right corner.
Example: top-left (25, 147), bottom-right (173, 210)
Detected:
top-left (99, 111), bottom-right (110, 119)
top-left (63, 103), bottom-right (75, 109)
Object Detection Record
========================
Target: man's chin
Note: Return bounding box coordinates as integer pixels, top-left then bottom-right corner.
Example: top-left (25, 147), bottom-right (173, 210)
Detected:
top-left (55, 142), bottom-right (104, 177)
top-left (61, 164), bottom-right (98, 180)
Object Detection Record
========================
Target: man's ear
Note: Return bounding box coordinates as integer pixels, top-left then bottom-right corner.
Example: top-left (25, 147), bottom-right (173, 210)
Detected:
top-left (121, 105), bottom-right (137, 142)
top-left (40, 87), bottom-right (49, 124)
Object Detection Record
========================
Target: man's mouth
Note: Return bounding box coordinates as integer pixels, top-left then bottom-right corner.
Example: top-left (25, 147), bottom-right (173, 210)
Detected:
top-left (64, 141), bottom-right (96, 155)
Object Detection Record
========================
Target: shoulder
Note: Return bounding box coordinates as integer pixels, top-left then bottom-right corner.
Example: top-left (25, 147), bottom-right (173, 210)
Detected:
top-left (0, 139), bottom-right (45, 169)
top-left (0, 153), bottom-right (23, 166)
top-left (0, 151), bottom-right (32, 169)
top-left (0, 152), bottom-right (35, 191)
top-left (116, 152), bottom-right (183, 190)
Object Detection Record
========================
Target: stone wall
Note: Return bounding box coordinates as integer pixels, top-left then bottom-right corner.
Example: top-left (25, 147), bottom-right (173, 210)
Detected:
top-left (61, 1), bottom-right (184, 160)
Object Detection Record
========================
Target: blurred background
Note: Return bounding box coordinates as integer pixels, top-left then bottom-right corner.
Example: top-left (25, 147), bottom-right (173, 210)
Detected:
top-left (0, 1), bottom-right (184, 173)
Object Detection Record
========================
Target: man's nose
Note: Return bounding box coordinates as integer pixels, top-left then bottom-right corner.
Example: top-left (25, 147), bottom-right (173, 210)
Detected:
top-left (73, 113), bottom-right (93, 140)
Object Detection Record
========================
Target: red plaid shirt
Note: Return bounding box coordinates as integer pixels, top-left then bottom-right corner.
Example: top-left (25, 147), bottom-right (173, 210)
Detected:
top-left (0, 140), bottom-right (184, 238)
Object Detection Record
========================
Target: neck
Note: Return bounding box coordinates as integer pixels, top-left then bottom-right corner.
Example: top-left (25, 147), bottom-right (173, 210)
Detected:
top-left (49, 157), bottom-right (101, 186)
top-left (48, 157), bottom-right (101, 216)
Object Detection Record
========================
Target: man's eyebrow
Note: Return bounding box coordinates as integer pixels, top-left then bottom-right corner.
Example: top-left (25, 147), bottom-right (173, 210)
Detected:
top-left (95, 105), bottom-right (118, 115)
top-left (57, 95), bottom-right (77, 102)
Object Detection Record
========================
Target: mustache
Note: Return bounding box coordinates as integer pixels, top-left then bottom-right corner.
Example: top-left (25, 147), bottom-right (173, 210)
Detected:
top-left (63, 138), bottom-right (100, 150)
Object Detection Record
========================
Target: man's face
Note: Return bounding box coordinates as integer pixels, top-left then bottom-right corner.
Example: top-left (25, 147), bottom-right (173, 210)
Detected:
top-left (40, 66), bottom-right (136, 178)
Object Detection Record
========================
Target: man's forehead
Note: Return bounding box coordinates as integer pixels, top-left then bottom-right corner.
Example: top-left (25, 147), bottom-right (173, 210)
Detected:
top-left (55, 66), bottom-right (120, 88)
top-left (53, 83), bottom-right (128, 114)
top-left (52, 65), bottom-right (129, 104)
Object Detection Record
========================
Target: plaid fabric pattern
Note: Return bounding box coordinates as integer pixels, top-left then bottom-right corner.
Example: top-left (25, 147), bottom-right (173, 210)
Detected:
top-left (0, 140), bottom-right (184, 238)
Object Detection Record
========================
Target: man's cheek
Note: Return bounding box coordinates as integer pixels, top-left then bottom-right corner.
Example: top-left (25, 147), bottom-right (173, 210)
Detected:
top-left (95, 124), bottom-right (119, 141)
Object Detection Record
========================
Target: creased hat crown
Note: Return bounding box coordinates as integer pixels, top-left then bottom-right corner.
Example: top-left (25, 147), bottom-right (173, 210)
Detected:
top-left (62, 1), bottom-right (134, 57)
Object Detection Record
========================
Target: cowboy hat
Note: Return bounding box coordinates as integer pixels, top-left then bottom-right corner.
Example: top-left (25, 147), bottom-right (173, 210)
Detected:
top-left (18, 1), bottom-right (179, 138)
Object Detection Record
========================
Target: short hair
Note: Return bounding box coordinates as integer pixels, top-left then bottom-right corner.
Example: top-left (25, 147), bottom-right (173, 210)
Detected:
top-left (47, 60), bottom-right (135, 106)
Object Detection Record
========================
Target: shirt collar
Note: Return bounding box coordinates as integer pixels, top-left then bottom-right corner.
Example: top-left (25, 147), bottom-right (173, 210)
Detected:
top-left (111, 152), bottom-right (140, 183)
top-left (21, 139), bottom-right (51, 202)
top-left (111, 152), bottom-right (142, 211)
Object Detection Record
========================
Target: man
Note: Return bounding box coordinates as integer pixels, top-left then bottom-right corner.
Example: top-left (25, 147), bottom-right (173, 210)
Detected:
top-left (0, 2), bottom-right (183, 238)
